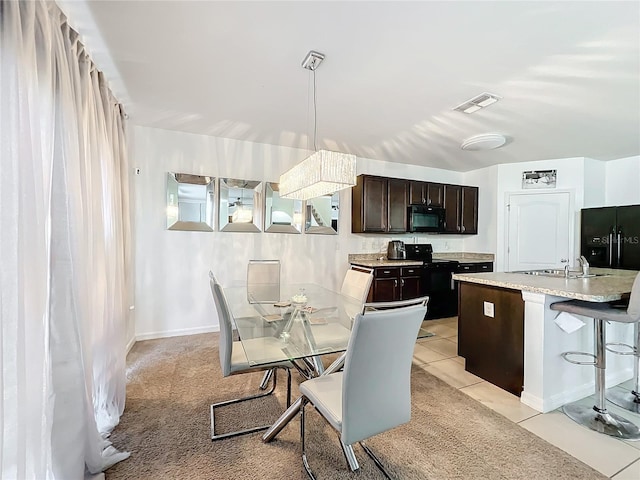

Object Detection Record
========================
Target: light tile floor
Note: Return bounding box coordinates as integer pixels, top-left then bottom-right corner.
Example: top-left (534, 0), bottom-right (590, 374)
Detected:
top-left (415, 317), bottom-right (640, 479)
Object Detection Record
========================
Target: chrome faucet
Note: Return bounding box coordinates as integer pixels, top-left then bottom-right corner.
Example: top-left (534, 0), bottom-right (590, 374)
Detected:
top-left (578, 256), bottom-right (590, 276)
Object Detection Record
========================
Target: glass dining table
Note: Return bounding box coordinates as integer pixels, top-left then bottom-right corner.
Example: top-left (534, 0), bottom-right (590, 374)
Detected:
top-left (222, 283), bottom-right (362, 446)
top-left (224, 284), bottom-right (362, 452)
top-left (223, 283), bottom-right (361, 374)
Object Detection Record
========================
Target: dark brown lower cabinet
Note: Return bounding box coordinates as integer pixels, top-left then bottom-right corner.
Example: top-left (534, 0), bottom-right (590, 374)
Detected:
top-left (359, 265), bottom-right (423, 303)
top-left (458, 282), bottom-right (524, 397)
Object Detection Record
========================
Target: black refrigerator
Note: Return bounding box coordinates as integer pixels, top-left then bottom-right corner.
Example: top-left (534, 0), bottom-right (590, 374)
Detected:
top-left (581, 205), bottom-right (640, 270)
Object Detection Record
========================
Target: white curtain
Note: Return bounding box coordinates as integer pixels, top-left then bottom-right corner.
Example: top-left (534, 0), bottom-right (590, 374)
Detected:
top-left (1, 1), bottom-right (131, 478)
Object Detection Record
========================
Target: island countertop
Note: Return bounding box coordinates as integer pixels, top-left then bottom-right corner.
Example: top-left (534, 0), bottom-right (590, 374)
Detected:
top-left (453, 268), bottom-right (638, 302)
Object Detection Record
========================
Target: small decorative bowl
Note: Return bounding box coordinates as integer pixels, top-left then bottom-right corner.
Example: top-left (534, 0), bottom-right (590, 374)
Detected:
top-left (291, 294), bottom-right (308, 308)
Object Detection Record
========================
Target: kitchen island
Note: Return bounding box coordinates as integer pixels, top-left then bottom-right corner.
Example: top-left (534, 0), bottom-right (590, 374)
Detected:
top-left (453, 268), bottom-right (638, 413)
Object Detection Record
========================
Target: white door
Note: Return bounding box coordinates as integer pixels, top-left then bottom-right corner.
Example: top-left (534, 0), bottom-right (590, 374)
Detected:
top-left (506, 191), bottom-right (572, 271)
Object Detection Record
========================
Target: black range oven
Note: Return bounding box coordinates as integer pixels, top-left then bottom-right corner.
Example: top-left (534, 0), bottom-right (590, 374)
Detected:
top-left (405, 244), bottom-right (458, 319)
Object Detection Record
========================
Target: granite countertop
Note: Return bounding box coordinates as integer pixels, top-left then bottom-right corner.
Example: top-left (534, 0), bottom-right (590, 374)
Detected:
top-left (349, 252), bottom-right (494, 268)
top-left (433, 253), bottom-right (494, 263)
top-left (453, 268), bottom-right (638, 302)
top-left (351, 259), bottom-right (424, 268)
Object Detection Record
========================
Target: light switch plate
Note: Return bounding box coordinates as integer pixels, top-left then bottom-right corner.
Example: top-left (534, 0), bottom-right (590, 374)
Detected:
top-left (483, 301), bottom-right (495, 317)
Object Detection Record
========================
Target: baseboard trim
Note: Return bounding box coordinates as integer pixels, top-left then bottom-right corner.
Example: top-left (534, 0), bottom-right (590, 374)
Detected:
top-left (135, 325), bottom-right (220, 342)
top-left (126, 336), bottom-right (136, 355)
top-left (521, 368), bottom-right (633, 413)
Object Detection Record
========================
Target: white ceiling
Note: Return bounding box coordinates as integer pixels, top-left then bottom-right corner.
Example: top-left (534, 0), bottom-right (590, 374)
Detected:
top-left (59, 1), bottom-right (640, 172)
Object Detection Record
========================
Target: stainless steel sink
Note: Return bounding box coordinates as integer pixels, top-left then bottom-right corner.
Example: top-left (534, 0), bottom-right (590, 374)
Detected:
top-left (515, 269), bottom-right (610, 279)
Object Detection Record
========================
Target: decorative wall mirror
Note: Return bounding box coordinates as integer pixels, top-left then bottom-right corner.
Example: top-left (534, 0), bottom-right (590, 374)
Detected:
top-left (305, 192), bottom-right (339, 235)
top-left (219, 178), bottom-right (263, 232)
top-left (166, 172), bottom-right (215, 231)
top-left (265, 183), bottom-right (303, 234)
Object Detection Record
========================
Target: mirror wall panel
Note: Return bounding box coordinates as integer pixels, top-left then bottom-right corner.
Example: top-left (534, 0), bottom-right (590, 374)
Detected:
top-left (305, 192), bottom-right (339, 235)
top-left (219, 178), bottom-right (263, 232)
top-left (166, 172), bottom-right (215, 231)
top-left (265, 183), bottom-right (303, 234)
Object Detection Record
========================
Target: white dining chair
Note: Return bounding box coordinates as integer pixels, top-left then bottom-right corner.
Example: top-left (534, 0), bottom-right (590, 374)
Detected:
top-left (299, 296), bottom-right (428, 478)
top-left (339, 266), bottom-right (374, 323)
top-left (340, 266), bottom-right (373, 304)
top-left (247, 259), bottom-right (281, 304)
top-left (209, 271), bottom-right (292, 441)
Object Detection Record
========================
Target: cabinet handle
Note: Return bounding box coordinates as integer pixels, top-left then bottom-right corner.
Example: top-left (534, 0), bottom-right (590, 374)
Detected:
top-left (394, 279), bottom-right (398, 287)
top-left (401, 279), bottom-right (405, 287)
top-left (461, 225), bottom-right (465, 233)
top-left (383, 270), bottom-right (391, 274)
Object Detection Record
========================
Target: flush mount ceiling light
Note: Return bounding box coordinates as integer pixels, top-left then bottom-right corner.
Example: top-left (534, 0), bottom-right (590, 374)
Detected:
top-left (279, 51), bottom-right (356, 201)
top-left (461, 133), bottom-right (507, 151)
top-left (453, 92), bottom-right (502, 114)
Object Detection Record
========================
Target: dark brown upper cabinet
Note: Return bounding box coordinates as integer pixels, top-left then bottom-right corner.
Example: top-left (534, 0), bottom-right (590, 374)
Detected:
top-left (352, 175), bottom-right (408, 233)
top-left (444, 184), bottom-right (478, 234)
top-left (409, 181), bottom-right (444, 207)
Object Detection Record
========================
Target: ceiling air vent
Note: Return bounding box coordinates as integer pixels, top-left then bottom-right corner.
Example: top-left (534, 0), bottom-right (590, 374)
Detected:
top-left (453, 92), bottom-right (502, 114)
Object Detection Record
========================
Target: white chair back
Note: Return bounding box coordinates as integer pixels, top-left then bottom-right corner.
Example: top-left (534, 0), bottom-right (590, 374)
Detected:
top-left (627, 272), bottom-right (640, 319)
top-left (247, 260), bottom-right (281, 303)
top-left (341, 299), bottom-right (427, 445)
top-left (209, 271), bottom-right (233, 377)
top-left (340, 268), bottom-right (373, 304)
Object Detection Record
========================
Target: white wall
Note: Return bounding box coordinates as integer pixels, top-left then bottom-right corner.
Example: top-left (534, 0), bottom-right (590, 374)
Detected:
top-left (132, 126), bottom-right (465, 339)
top-left (605, 155), bottom-right (640, 206)
top-left (583, 157), bottom-right (606, 208)
top-left (132, 124), bottom-right (638, 339)
top-left (495, 157), bottom-right (587, 272)
top-left (465, 155), bottom-right (639, 272)
top-left (462, 165), bottom-right (499, 256)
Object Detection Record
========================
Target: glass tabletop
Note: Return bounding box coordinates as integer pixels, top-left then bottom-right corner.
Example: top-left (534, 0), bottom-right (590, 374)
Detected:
top-left (223, 283), bottom-right (362, 367)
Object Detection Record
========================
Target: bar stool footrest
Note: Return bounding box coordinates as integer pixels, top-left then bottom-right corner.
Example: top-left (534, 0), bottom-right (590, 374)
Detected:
top-left (605, 342), bottom-right (637, 356)
top-left (562, 403), bottom-right (640, 440)
top-left (561, 351), bottom-right (596, 365)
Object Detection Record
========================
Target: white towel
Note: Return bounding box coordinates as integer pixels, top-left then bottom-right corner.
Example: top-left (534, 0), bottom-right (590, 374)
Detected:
top-left (554, 311), bottom-right (585, 334)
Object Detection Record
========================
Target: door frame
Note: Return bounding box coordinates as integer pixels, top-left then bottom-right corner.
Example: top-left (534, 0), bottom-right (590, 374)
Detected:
top-left (503, 189), bottom-right (575, 272)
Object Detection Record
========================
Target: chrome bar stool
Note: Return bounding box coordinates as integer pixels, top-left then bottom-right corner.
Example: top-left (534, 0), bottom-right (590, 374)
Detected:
top-left (607, 321), bottom-right (640, 413)
top-left (550, 273), bottom-right (640, 440)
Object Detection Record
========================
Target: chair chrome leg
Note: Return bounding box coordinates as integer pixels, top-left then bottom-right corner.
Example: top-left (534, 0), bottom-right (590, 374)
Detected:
top-left (285, 368), bottom-right (292, 407)
top-left (340, 439), bottom-right (360, 472)
top-left (259, 369), bottom-right (274, 390)
top-left (210, 367), bottom-right (285, 441)
top-left (263, 353), bottom-right (346, 444)
top-left (562, 319), bottom-right (640, 440)
top-left (360, 441), bottom-right (392, 479)
top-left (300, 399), bottom-right (317, 480)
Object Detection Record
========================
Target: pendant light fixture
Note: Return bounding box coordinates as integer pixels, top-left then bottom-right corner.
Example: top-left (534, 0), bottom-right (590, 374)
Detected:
top-left (279, 51), bottom-right (357, 200)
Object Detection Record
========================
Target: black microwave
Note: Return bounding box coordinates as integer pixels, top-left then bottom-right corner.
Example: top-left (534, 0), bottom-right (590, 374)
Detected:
top-left (407, 205), bottom-right (446, 233)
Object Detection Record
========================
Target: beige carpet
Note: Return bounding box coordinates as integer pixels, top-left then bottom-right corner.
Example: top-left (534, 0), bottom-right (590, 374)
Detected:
top-left (105, 333), bottom-right (606, 480)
